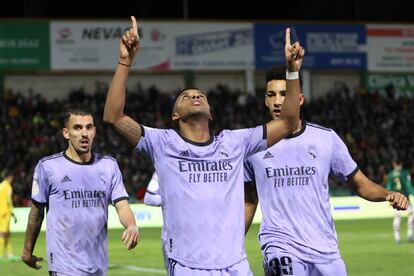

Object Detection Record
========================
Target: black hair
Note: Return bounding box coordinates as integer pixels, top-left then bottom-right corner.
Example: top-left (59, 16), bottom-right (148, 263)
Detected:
top-left (172, 87), bottom-right (204, 114)
top-left (265, 65), bottom-right (303, 89)
top-left (61, 105), bottom-right (94, 127)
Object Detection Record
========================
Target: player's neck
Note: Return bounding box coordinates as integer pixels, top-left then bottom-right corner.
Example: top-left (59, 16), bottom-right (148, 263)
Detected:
top-left (65, 147), bottom-right (92, 163)
top-left (292, 119), bottom-right (303, 134)
top-left (179, 120), bottom-right (211, 143)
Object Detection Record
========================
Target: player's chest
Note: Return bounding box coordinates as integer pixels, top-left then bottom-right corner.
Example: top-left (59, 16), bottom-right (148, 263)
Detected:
top-left (49, 167), bottom-right (109, 194)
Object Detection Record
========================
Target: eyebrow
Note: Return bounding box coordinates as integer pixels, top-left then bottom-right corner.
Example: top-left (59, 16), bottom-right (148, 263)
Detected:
top-left (73, 123), bottom-right (94, 128)
top-left (180, 91), bottom-right (206, 98)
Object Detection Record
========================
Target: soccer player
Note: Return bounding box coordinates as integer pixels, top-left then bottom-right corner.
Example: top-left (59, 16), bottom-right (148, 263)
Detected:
top-left (244, 66), bottom-right (409, 276)
top-left (143, 171), bottom-right (168, 269)
top-left (0, 169), bottom-right (17, 261)
top-left (386, 157), bottom-right (414, 243)
top-left (21, 106), bottom-right (139, 275)
top-left (103, 16), bottom-right (304, 274)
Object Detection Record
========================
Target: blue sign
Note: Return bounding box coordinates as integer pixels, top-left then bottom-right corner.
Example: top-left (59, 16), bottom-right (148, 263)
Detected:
top-left (254, 24), bottom-right (366, 69)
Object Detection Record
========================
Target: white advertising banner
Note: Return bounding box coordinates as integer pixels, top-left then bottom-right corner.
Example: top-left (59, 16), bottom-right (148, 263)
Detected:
top-left (51, 20), bottom-right (253, 70)
top-left (51, 20), bottom-right (171, 70)
top-left (367, 24), bottom-right (414, 72)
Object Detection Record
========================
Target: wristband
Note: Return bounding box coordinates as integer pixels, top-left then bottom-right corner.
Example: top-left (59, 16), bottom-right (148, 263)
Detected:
top-left (286, 70), bottom-right (299, 80)
top-left (118, 61), bottom-right (131, 67)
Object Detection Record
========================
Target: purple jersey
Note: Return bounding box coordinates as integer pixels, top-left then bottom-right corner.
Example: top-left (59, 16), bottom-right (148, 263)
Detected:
top-left (136, 125), bottom-right (266, 269)
top-left (245, 122), bottom-right (358, 263)
top-left (144, 172), bottom-right (162, 207)
top-left (31, 152), bottom-right (128, 275)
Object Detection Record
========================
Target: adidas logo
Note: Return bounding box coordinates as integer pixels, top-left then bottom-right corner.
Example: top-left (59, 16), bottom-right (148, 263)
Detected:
top-left (263, 151), bottom-right (274, 159)
top-left (179, 151), bottom-right (189, 157)
top-left (61, 175), bottom-right (72, 182)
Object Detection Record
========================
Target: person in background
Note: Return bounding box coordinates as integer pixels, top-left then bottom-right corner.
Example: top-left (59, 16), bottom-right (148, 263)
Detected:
top-left (143, 171), bottom-right (168, 269)
top-left (386, 157), bottom-right (414, 243)
top-left (0, 169), bottom-right (18, 261)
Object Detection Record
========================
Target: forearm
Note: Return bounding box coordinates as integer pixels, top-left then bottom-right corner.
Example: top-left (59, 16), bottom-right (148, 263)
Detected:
top-left (103, 64), bottom-right (130, 124)
top-left (279, 78), bottom-right (300, 131)
top-left (116, 201), bottom-right (137, 229)
top-left (22, 207), bottom-right (44, 256)
top-left (353, 182), bottom-right (389, 202)
top-left (266, 77), bottom-right (300, 147)
top-left (348, 170), bottom-right (389, 202)
top-left (245, 182), bottom-right (258, 234)
top-left (245, 202), bottom-right (257, 234)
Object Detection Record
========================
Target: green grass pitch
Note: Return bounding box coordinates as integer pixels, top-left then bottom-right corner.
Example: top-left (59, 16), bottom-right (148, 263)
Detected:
top-left (2, 218), bottom-right (413, 275)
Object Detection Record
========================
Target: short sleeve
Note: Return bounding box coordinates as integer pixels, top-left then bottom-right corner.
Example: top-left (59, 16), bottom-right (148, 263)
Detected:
top-left (110, 161), bottom-right (129, 205)
top-left (330, 131), bottom-right (358, 182)
top-left (232, 125), bottom-right (267, 158)
top-left (144, 172), bottom-right (162, 206)
top-left (135, 125), bottom-right (167, 162)
top-left (31, 161), bottom-right (50, 204)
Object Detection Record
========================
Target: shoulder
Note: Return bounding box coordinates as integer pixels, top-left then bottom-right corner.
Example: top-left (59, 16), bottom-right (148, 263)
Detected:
top-left (94, 153), bottom-right (117, 162)
top-left (141, 125), bottom-right (174, 136)
top-left (305, 121), bottom-right (332, 133)
top-left (93, 153), bottom-right (119, 169)
top-left (39, 152), bottom-right (64, 166)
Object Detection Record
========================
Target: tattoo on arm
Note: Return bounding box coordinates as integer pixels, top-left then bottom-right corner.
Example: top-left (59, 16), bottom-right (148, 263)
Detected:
top-left (23, 204), bottom-right (45, 254)
top-left (113, 116), bottom-right (142, 146)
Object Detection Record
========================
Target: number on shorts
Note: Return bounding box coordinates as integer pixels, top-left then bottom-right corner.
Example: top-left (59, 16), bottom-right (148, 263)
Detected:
top-left (266, 256), bottom-right (293, 276)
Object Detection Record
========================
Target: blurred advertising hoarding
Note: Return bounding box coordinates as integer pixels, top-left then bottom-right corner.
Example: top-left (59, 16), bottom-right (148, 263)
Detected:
top-left (255, 23), bottom-right (366, 70)
top-left (50, 20), bottom-right (253, 70)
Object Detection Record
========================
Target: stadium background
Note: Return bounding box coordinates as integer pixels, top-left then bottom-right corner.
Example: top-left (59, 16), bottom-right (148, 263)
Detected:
top-left (1, 0), bottom-right (414, 275)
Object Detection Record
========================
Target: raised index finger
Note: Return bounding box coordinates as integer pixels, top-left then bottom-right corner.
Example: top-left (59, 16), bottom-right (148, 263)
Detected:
top-left (285, 27), bottom-right (291, 47)
top-left (130, 16), bottom-right (138, 38)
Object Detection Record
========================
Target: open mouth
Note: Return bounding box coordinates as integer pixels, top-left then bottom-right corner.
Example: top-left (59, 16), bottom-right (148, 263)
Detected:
top-left (80, 140), bottom-right (89, 147)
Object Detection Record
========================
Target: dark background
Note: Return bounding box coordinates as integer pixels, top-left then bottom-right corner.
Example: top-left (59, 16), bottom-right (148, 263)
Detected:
top-left (2, 0), bottom-right (414, 22)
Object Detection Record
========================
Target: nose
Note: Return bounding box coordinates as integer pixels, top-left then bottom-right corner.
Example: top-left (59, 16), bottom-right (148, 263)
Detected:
top-left (274, 94), bottom-right (283, 106)
top-left (192, 95), bottom-right (200, 99)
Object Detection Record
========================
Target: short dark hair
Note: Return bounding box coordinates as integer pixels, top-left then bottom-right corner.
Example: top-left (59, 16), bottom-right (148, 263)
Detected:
top-left (61, 105), bottom-right (94, 127)
top-left (172, 87), bottom-right (203, 114)
top-left (265, 65), bottom-right (303, 89)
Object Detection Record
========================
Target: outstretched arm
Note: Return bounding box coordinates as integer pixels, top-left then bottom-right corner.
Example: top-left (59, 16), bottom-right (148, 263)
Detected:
top-left (21, 202), bottom-right (45, 270)
top-left (245, 182), bottom-right (258, 234)
top-left (115, 199), bottom-right (139, 250)
top-left (103, 16), bottom-right (142, 146)
top-left (348, 169), bottom-right (409, 210)
top-left (266, 28), bottom-right (304, 147)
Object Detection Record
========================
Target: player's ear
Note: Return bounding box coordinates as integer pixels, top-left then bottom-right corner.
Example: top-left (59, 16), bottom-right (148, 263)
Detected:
top-left (172, 112), bottom-right (179, 122)
top-left (299, 93), bottom-right (305, 106)
top-left (62, 127), bottom-right (70, 140)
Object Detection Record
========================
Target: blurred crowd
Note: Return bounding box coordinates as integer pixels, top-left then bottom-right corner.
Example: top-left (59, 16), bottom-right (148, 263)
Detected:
top-left (1, 82), bottom-right (413, 206)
